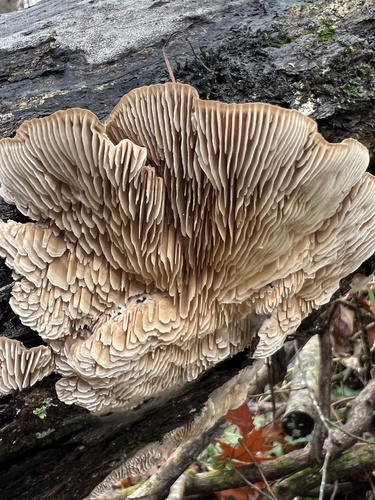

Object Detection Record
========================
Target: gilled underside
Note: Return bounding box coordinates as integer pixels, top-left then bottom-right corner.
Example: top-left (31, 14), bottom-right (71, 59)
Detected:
top-left (0, 83), bottom-right (374, 412)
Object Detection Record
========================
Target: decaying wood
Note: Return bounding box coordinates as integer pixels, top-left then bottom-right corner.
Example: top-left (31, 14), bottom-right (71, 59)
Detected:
top-left (147, 437), bottom-right (375, 498)
top-left (1, 0), bottom-right (375, 499)
top-left (309, 321), bottom-right (333, 465)
top-left (89, 345), bottom-right (375, 499)
top-left (99, 448), bottom-right (310, 500)
top-left (325, 376), bottom-right (375, 459)
top-left (282, 335), bottom-right (320, 438)
top-left (88, 353), bottom-right (274, 499)
top-left (126, 421), bottom-right (226, 500)
top-left (267, 444), bottom-right (375, 500)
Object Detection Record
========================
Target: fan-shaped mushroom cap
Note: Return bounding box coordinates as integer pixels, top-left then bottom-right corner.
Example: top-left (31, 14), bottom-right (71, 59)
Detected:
top-left (0, 338), bottom-right (53, 394)
top-left (0, 82), bottom-right (374, 412)
top-left (106, 83), bottom-right (370, 302)
top-left (254, 174), bottom-right (375, 356)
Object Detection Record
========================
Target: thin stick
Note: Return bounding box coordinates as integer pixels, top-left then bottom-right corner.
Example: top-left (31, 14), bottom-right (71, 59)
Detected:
top-left (162, 31), bottom-right (214, 75)
top-left (233, 467), bottom-right (275, 500)
top-left (0, 279), bottom-right (19, 293)
top-left (353, 296), bottom-right (371, 379)
top-left (162, 46), bottom-right (176, 83)
top-left (128, 419), bottom-right (225, 499)
top-left (266, 358), bottom-right (277, 425)
top-left (329, 479), bottom-right (339, 500)
top-left (165, 473), bottom-right (188, 500)
top-left (320, 443), bottom-right (332, 500)
top-left (238, 439), bottom-right (277, 500)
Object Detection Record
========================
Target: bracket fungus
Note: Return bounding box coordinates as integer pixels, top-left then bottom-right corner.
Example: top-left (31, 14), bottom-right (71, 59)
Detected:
top-left (0, 83), bottom-right (374, 413)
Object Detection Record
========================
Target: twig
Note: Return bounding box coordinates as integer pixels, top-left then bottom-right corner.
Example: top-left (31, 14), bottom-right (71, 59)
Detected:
top-left (88, 352), bottom-right (272, 500)
top-left (353, 296), bottom-right (372, 379)
top-left (288, 332), bottom-right (331, 500)
top-left (0, 279), bottom-right (19, 293)
top-left (181, 443), bottom-right (375, 498)
top-left (118, 372), bottom-right (375, 499)
top-left (165, 473), bottom-right (188, 500)
top-left (310, 310), bottom-right (333, 461)
top-left (266, 358), bottom-right (277, 424)
top-left (233, 468), bottom-right (275, 500)
top-left (238, 439), bottom-right (278, 500)
top-left (329, 479), bottom-right (339, 500)
top-left (162, 31), bottom-right (214, 75)
top-left (326, 419), bottom-right (375, 445)
top-left (162, 45), bottom-right (176, 82)
top-left (183, 448), bottom-right (311, 496)
top-left (320, 444), bottom-right (332, 500)
top-left (325, 376), bottom-right (375, 459)
top-left (288, 314), bottom-right (332, 500)
top-left (317, 319), bottom-right (333, 500)
top-left (267, 444), bottom-right (375, 500)
top-left (128, 419), bottom-right (225, 499)
top-left (282, 335), bottom-right (320, 438)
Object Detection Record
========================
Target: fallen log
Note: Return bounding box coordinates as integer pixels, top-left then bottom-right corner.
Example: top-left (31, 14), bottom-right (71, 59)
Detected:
top-left (1, 1), bottom-right (375, 499)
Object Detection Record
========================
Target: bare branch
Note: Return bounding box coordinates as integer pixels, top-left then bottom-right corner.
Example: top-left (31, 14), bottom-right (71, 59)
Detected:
top-left (268, 444), bottom-right (375, 500)
top-left (128, 420), bottom-right (225, 499)
top-left (282, 335), bottom-right (320, 438)
top-left (165, 474), bottom-right (189, 500)
top-left (325, 376), bottom-right (375, 459)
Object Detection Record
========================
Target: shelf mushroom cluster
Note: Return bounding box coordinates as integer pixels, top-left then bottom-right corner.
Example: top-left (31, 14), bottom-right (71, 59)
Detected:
top-left (0, 83), bottom-right (374, 413)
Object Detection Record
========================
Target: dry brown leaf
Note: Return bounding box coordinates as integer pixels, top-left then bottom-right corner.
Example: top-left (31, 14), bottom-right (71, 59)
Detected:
top-left (224, 403), bottom-right (255, 435)
top-left (330, 303), bottom-right (355, 356)
top-left (217, 428), bottom-right (273, 464)
top-left (215, 484), bottom-right (260, 500)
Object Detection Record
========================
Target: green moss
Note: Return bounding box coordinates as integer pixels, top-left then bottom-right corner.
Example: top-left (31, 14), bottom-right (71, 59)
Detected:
top-left (271, 455), bottom-right (297, 468)
top-left (317, 18), bottom-right (337, 41)
top-left (338, 451), bottom-right (353, 467)
top-left (301, 18), bottom-right (337, 41)
top-left (274, 467), bottom-right (320, 495)
top-left (192, 469), bottom-right (239, 490)
top-left (32, 397), bottom-right (57, 420)
top-left (294, 44), bottom-right (375, 107)
top-left (276, 35), bottom-right (296, 47)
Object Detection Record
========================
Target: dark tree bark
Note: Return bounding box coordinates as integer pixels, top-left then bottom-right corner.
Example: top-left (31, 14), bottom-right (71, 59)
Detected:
top-left (1, 0), bottom-right (375, 499)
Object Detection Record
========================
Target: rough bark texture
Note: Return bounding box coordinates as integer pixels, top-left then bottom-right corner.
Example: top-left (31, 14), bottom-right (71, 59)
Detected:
top-left (268, 444), bottom-right (375, 500)
top-left (282, 335), bottom-right (320, 438)
top-left (1, 0), bottom-right (375, 499)
top-left (179, 444), bottom-right (375, 499)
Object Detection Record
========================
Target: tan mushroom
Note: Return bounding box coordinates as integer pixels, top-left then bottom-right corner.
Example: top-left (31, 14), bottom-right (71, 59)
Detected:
top-left (0, 337), bottom-right (53, 394)
top-left (0, 82), bottom-right (374, 412)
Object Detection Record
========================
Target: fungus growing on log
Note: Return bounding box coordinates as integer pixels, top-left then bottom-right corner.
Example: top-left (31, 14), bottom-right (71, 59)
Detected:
top-left (0, 83), bottom-right (374, 412)
top-left (0, 337), bottom-right (53, 395)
